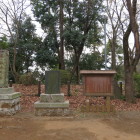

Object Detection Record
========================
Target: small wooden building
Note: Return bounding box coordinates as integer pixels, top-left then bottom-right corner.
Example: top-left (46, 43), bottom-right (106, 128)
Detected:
top-left (80, 70), bottom-right (116, 96)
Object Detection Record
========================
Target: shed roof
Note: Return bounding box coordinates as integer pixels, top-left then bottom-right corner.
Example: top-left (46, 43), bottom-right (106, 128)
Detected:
top-left (80, 70), bottom-right (116, 74)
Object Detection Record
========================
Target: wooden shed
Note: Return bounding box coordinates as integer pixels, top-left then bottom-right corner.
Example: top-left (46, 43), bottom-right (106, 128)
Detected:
top-left (80, 70), bottom-right (116, 96)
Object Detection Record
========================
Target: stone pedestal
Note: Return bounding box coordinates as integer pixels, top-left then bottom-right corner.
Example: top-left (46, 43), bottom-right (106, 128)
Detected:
top-left (34, 93), bottom-right (70, 116)
top-left (0, 87), bottom-right (21, 115)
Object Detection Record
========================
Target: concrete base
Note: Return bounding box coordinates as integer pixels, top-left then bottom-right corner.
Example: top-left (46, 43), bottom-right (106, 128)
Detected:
top-left (0, 91), bottom-right (21, 116)
top-left (34, 93), bottom-right (70, 116)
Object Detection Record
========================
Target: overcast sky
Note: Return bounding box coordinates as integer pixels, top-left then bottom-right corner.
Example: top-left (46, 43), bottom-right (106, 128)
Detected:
top-left (26, 0), bottom-right (44, 37)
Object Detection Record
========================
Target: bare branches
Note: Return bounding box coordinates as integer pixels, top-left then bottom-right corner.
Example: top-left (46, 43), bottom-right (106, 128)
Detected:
top-left (126, 0), bottom-right (140, 68)
top-left (106, 0), bottom-right (125, 38)
top-left (105, 0), bottom-right (126, 68)
top-left (0, 0), bottom-right (30, 82)
top-left (0, 0), bottom-right (29, 39)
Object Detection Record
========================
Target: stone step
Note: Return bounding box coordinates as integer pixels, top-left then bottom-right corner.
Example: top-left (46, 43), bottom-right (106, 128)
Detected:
top-left (0, 87), bottom-right (14, 94)
top-left (0, 92), bottom-right (21, 100)
top-left (34, 100), bottom-right (69, 108)
top-left (40, 93), bottom-right (65, 103)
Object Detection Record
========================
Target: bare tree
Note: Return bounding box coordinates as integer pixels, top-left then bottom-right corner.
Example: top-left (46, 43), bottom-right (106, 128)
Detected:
top-left (122, 0), bottom-right (140, 103)
top-left (0, 0), bottom-right (30, 81)
top-left (106, 0), bottom-right (124, 69)
top-left (105, 0), bottom-right (125, 98)
top-left (106, 0), bottom-right (140, 102)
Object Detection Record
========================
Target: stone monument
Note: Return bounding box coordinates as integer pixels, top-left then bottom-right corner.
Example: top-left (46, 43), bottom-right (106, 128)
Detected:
top-left (45, 71), bottom-right (60, 94)
top-left (34, 71), bottom-right (70, 116)
top-left (0, 50), bottom-right (21, 115)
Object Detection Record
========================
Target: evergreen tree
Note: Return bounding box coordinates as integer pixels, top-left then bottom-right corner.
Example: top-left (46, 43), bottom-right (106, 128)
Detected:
top-left (31, 0), bottom-right (105, 82)
top-left (0, 36), bottom-right (9, 49)
top-left (10, 15), bottom-right (41, 75)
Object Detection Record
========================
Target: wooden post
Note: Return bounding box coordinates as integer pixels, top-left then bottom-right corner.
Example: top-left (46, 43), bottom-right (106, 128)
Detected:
top-left (85, 99), bottom-right (90, 112)
top-left (9, 80), bottom-right (12, 87)
top-left (38, 80), bottom-right (41, 96)
top-left (67, 81), bottom-right (71, 96)
top-left (106, 96), bottom-right (111, 112)
top-left (119, 81), bottom-right (123, 94)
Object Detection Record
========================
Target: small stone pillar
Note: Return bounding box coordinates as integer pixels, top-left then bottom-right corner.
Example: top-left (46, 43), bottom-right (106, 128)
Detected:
top-left (34, 71), bottom-right (70, 116)
top-left (0, 50), bottom-right (21, 115)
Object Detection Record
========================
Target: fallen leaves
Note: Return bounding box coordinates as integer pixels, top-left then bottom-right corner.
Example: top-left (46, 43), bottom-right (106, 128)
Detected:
top-left (20, 96), bottom-right (39, 112)
top-left (13, 84), bottom-right (140, 112)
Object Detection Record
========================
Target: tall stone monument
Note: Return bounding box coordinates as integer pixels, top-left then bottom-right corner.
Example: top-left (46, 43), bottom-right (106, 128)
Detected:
top-left (45, 71), bottom-right (60, 94)
top-left (0, 50), bottom-right (9, 88)
top-left (34, 71), bottom-right (70, 116)
top-left (0, 50), bottom-right (21, 115)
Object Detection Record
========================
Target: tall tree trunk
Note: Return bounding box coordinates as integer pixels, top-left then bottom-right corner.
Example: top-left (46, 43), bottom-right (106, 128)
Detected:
top-left (125, 67), bottom-right (135, 102)
top-left (59, 0), bottom-right (65, 70)
top-left (111, 36), bottom-right (116, 70)
top-left (70, 47), bottom-right (83, 84)
top-left (76, 65), bottom-right (80, 84)
top-left (123, 23), bottom-right (136, 103)
top-left (68, 47), bottom-right (82, 84)
top-left (111, 36), bottom-right (122, 98)
top-left (12, 44), bottom-right (19, 82)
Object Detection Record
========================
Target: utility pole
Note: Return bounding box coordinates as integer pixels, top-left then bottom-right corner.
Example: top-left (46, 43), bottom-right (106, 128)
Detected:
top-left (104, 20), bottom-right (107, 70)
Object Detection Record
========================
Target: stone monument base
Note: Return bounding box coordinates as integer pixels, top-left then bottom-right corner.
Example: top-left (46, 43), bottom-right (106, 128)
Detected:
top-left (34, 93), bottom-right (70, 116)
top-left (0, 88), bottom-right (21, 115)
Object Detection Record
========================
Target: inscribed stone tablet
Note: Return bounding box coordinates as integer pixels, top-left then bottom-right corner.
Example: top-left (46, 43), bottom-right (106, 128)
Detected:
top-left (0, 50), bottom-right (9, 88)
top-left (45, 71), bottom-right (60, 94)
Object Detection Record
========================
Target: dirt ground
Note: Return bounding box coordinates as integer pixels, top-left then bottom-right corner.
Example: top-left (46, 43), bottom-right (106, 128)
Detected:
top-left (0, 111), bottom-right (140, 140)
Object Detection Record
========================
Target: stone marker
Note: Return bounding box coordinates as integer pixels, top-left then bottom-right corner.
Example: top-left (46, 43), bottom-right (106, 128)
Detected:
top-left (0, 50), bottom-right (9, 88)
top-left (45, 71), bottom-right (60, 94)
top-left (34, 71), bottom-right (70, 116)
top-left (0, 50), bottom-right (21, 115)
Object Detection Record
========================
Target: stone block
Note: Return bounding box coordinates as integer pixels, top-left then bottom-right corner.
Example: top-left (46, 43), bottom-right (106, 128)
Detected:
top-left (35, 108), bottom-right (71, 116)
top-left (40, 93), bottom-right (64, 103)
top-left (0, 101), bottom-right (20, 115)
top-left (0, 92), bottom-right (21, 100)
top-left (0, 87), bottom-right (14, 94)
top-left (0, 91), bottom-right (21, 115)
top-left (34, 100), bottom-right (69, 108)
top-left (34, 92), bottom-right (70, 116)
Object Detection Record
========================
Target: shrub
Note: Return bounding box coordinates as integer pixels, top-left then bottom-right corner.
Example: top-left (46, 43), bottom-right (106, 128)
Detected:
top-left (19, 73), bottom-right (38, 85)
top-left (134, 73), bottom-right (140, 95)
top-left (120, 95), bottom-right (126, 101)
top-left (59, 70), bottom-right (71, 85)
top-left (51, 69), bottom-right (71, 85)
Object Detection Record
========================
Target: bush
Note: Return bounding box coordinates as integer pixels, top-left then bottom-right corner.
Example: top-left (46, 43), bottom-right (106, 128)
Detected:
top-left (51, 69), bottom-right (71, 85)
top-left (59, 70), bottom-right (71, 85)
top-left (135, 94), bottom-right (140, 98)
top-left (19, 73), bottom-right (38, 86)
top-left (120, 95), bottom-right (126, 101)
top-left (134, 73), bottom-right (140, 95)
